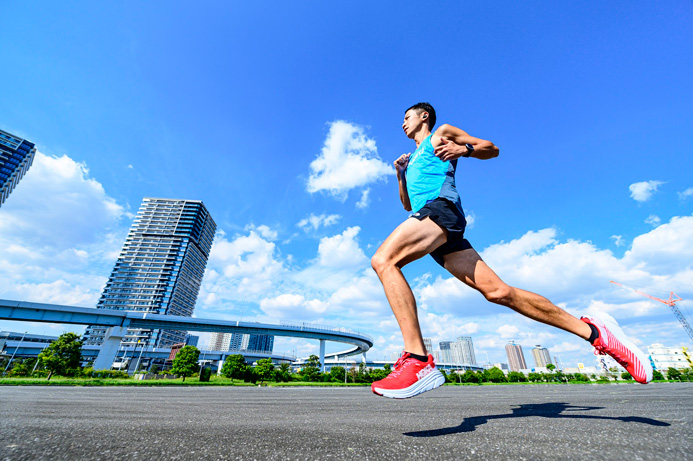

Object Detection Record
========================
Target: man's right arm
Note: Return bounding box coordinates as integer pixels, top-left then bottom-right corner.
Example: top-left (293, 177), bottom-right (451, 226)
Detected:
top-left (395, 153), bottom-right (412, 212)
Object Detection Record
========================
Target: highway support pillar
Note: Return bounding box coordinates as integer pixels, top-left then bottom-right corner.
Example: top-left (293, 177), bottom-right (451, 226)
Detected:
top-left (218, 354), bottom-right (226, 376)
top-left (319, 339), bottom-right (326, 372)
top-left (93, 326), bottom-right (129, 370)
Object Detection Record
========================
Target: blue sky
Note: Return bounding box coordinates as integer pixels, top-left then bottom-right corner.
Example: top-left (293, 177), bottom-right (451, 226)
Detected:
top-left (1, 2), bottom-right (692, 367)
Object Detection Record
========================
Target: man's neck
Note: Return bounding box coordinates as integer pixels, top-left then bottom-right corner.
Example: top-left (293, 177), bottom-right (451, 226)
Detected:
top-left (413, 127), bottom-right (432, 147)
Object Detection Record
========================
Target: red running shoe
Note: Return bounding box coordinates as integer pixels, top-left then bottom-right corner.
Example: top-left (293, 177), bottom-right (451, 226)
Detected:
top-left (372, 352), bottom-right (445, 399)
top-left (581, 315), bottom-right (653, 384)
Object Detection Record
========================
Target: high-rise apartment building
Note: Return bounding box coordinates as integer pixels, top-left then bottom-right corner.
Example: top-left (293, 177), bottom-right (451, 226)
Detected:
top-left (247, 334), bottom-right (274, 352)
top-left (505, 342), bottom-right (528, 372)
top-left (439, 341), bottom-right (453, 363)
top-left (452, 336), bottom-right (477, 365)
top-left (531, 345), bottom-right (553, 368)
top-left (0, 129), bottom-right (36, 207)
top-left (207, 333), bottom-right (274, 353)
top-left (423, 338), bottom-right (433, 355)
top-left (84, 198), bottom-right (216, 349)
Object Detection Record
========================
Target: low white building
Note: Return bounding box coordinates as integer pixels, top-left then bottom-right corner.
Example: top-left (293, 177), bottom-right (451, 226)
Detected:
top-left (648, 344), bottom-right (692, 371)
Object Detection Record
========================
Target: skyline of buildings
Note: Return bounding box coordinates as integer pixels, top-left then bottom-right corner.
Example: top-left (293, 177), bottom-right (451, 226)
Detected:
top-left (208, 332), bottom-right (275, 353)
top-left (0, 128), bottom-right (36, 208)
top-left (83, 197), bottom-right (216, 350)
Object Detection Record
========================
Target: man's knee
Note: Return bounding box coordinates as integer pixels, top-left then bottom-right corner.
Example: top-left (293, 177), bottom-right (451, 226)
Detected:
top-left (371, 252), bottom-right (388, 275)
top-left (482, 284), bottom-right (515, 306)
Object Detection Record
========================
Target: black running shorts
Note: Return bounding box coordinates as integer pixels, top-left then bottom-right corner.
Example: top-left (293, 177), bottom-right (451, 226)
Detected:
top-left (410, 197), bottom-right (473, 267)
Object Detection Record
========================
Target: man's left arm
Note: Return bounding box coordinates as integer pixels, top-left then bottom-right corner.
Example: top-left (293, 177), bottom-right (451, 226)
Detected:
top-left (432, 124), bottom-right (499, 161)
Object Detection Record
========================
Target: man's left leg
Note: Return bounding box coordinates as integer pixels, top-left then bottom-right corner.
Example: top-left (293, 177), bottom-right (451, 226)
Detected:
top-left (370, 216), bottom-right (448, 398)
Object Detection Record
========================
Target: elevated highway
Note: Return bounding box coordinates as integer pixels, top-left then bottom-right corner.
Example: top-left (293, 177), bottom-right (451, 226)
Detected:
top-left (0, 299), bottom-right (373, 370)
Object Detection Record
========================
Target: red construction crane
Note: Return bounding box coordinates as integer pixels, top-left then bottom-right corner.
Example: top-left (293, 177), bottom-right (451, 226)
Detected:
top-left (610, 281), bottom-right (693, 341)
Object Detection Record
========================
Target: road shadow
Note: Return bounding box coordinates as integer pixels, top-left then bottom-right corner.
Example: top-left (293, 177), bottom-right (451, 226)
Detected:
top-left (404, 402), bottom-right (670, 437)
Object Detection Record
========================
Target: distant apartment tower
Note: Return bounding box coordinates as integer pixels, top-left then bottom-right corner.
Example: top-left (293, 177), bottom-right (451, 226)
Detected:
top-left (0, 128), bottom-right (36, 207)
top-left (505, 342), bottom-right (528, 372)
top-left (452, 336), bottom-right (477, 365)
top-left (423, 338), bottom-right (433, 355)
top-left (439, 341), bottom-right (453, 363)
top-left (184, 334), bottom-right (199, 348)
top-left (531, 345), bottom-right (553, 368)
top-left (247, 334), bottom-right (274, 352)
top-left (208, 333), bottom-right (274, 353)
top-left (83, 198), bottom-right (216, 348)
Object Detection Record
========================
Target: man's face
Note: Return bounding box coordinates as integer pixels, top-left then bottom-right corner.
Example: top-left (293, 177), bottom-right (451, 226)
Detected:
top-left (402, 109), bottom-right (426, 139)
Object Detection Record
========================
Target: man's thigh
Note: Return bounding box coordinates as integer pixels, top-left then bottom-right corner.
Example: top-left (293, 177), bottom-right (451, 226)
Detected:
top-left (442, 248), bottom-right (506, 292)
top-left (375, 217), bottom-right (448, 268)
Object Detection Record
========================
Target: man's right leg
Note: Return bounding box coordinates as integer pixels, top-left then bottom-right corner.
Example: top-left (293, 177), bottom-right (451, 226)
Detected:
top-left (371, 216), bottom-right (448, 355)
top-left (442, 248), bottom-right (591, 339)
top-left (442, 248), bottom-right (652, 383)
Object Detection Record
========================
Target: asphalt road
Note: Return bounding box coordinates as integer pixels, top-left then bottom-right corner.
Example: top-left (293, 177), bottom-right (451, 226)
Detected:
top-left (1, 383), bottom-right (691, 460)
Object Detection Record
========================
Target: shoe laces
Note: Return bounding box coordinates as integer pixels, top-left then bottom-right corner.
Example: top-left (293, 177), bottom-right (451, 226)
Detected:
top-left (390, 353), bottom-right (412, 377)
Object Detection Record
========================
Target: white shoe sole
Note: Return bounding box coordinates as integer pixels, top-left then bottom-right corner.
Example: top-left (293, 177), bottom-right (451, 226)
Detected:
top-left (598, 315), bottom-right (653, 384)
top-left (373, 368), bottom-right (446, 399)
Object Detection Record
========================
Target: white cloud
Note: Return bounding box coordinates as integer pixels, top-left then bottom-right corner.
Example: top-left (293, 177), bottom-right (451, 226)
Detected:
top-left (307, 121), bottom-right (391, 200)
top-left (0, 152), bottom-right (129, 306)
top-left (623, 214), bottom-right (693, 274)
top-left (678, 187), bottom-right (693, 200)
top-left (464, 211), bottom-right (476, 229)
top-left (201, 228), bottom-right (286, 303)
top-left (259, 293), bottom-right (328, 319)
top-left (0, 152), bottom-right (126, 248)
top-left (629, 180), bottom-right (664, 202)
top-left (247, 224), bottom-right (278, 241)
top-left (317, 226), bottom-right (367, 268)
top-left (356, 189), bottom-right (371, 209)
top-left (497, 324), bottom-right (520, 338)
top-left (610, 235), bottom-right (625, 247)
top-left (645, 215), bottom-right (661, 226)
top-left (297, 213), bottom-right (341, 232)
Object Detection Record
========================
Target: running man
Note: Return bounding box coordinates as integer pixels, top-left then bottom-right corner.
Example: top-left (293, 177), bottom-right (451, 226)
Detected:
top-left (370, 102), bottom-right (652, 399)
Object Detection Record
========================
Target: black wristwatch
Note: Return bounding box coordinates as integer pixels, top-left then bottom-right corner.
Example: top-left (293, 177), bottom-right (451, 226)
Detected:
top-left (463, 143), bottom-right (474, 158)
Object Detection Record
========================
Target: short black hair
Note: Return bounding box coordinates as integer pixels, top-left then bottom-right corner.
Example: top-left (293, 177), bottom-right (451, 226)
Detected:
top-left (405, 102), bottom-right (436, 130)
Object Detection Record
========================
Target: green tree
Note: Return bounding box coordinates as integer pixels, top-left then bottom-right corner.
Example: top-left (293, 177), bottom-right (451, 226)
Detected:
top-left (255, 358), bottom-right (275, 384)
top-left (221, 354), bottom-right (248, 380)
top-left (667, 367), bottom-right (682, 381)
top-left (463, 369), bottom-right (480, 383)
top-left (300, 355), bottom-right (322, 382)
top-left (329, 366), bottom-right (346, 383)
top-left (547, 364), bottom-right (556, 372)
top-left (485, 367), bottom-right (507, 383)
top-left (369, 368), bottom-right (388, 382)
top-left (38, 332), bottom-right (83, 380)
top-left (528, 372), bottom-right (543, 382)
top-left (652, 370), bottom-right (665, 381)
top-left (572, 373), bottom-right (590, 382)
top-left (621, 371), bottom-right (633, 381)
top-left (507, 371), bottom-right (527, 382)
top-left (8, 359), bottom-right (31, 377)
top-left (171, 345), bottom-right (200, 382)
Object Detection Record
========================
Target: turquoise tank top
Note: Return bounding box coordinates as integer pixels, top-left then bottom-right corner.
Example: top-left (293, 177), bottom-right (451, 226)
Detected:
top-left (405, 134), bottom-right (463, 214)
